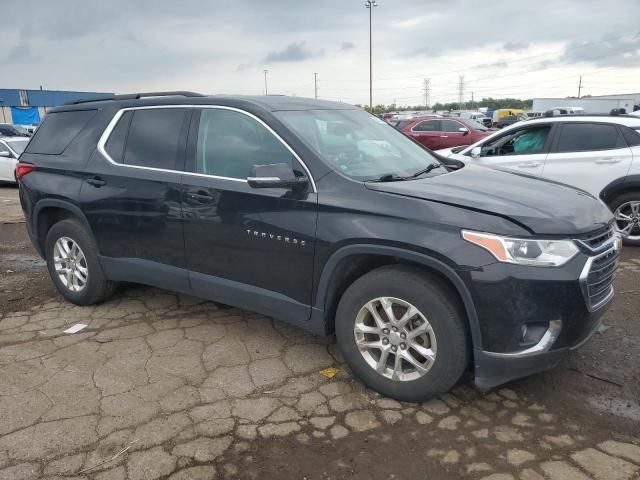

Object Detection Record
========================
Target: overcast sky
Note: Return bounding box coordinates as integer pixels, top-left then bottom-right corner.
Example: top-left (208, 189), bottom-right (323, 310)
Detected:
top-left (2, 0), bottom-right (640, 106)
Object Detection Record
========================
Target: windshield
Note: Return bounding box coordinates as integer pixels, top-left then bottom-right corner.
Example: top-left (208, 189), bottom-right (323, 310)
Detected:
top-left (6, 139), bottom-right (29, 154)
top-left (275, 109), bottom-right (444, 180)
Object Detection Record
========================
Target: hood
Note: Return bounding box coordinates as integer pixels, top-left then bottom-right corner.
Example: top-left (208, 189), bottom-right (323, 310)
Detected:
top-left (365, 164), bottom-right (612, 235)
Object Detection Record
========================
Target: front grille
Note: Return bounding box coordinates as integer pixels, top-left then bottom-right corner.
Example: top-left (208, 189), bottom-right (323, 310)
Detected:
top-left (579, 228), bottom-right (619, 311)
top-left (576, 225), bottom-right (615, 253)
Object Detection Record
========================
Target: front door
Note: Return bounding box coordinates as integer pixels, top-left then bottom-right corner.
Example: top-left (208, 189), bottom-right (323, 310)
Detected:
top-left (474, 123), bottom-right (554, 177)
top-left (409, 119), bottom-right (443, 150)
top-left (181, 107), bottom-right (318, 322)
top-left (542, 122), bottom-right (633, 197)
top-left (440, 119), bottom-right (471, 149)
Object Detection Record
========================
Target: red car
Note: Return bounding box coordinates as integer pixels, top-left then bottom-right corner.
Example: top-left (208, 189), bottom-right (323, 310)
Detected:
top-left (398, 116), bottom-right (491, 150)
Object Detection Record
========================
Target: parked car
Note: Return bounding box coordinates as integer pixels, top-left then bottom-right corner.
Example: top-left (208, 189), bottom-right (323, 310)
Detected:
top-left (0, 136), bottom-right (29, 183)
top-left (0, 123), bottom-right (29, 137)
top-left (18, 92), bottom-right (619, 401)
top-left (495, 114), bottom-right (526, 129)
top-left (398, 116), bottom-right (491, 150)
top-left (458, 111), bottom-right (493, 127)
top-left (436, 114), bottom-right (640, 245)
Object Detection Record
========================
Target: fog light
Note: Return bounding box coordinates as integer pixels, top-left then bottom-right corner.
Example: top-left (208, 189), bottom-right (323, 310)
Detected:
top-left (519, 322), bottom-right (549, 347)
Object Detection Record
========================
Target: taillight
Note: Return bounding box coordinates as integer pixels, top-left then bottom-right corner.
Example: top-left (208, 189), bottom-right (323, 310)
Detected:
top-left (15, 163), bottom-right (35, 181)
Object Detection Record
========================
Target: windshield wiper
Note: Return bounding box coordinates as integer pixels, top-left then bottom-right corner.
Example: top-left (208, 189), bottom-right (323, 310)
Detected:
top-left (369, 173), bottom-right (408, 182)
top-left (407, 163), bottom-right (444, 179)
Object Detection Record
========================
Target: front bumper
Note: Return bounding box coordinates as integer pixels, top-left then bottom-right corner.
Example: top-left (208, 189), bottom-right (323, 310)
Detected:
top-left (474, 315), bottom-right (602, 389)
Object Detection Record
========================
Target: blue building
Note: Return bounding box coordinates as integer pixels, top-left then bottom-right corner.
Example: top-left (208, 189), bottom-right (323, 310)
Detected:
top-left (0, 88), bottom-right (112, 125)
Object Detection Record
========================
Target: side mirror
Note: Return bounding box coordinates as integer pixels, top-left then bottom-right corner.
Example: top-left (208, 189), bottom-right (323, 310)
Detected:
top-left (0, 151), bottom-right (10, 158)
top-left (458, 127), bottom-right (469, 135)
top-left (247, 163), bottom-right (309, 189)
top-left (470, 146), bottom-right (481, 159)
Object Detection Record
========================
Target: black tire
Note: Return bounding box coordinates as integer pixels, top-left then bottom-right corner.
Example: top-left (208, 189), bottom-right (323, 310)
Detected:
top-left (608, 191), bottom-right (640, 247)
top-left (335, 265), bottom-right (469, 402)
top-left (45, 218), bottom-right (116, 305)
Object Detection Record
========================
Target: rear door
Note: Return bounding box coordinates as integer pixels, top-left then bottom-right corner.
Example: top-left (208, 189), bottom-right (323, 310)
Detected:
top-left (473, 123), bottom-right (554, 177)
top-left (542, 122), bottom-right (632, 196)
top-left (409, 119), bottom-right (443, 150)
top-left (82, 107), bottom-right (191, 285)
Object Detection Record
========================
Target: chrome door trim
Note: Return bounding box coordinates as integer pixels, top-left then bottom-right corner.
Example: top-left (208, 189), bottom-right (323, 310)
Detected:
top-left (96, 104), bottom-right (318, 192)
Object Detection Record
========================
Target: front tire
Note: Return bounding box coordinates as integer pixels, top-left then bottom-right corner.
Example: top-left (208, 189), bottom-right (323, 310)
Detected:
top-left (609, 191), bottom-right (640, 246)
top-left (45, 219), bottom-right (116, 305)
top-left (335, 265), bottom-right (469, 402)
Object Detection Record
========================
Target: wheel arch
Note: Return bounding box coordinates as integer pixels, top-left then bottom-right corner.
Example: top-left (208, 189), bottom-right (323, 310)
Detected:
top-left (600, 175), bottom-right (640, 206)
top-left (32, 200), bottom-right (94, 259)
top-left (311, 244), bottom-right (482, 352)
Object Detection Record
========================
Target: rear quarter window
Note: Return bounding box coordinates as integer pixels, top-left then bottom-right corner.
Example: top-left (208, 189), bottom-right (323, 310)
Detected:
top-left (621, 126), bottom-right (640, 147)
top-left (25, 110), bottom-right (97, 155)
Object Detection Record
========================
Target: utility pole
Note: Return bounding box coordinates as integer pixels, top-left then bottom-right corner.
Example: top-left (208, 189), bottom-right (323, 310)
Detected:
top-left (578, 75), bottom-right (582, 99)
top-left (314, 72), bottom-right (319, 99)
top-left (471, 91), bottom-right (474, 110)
top-left (457, 75), bottom-right (465, 110)
top-left (365, 0), bottom-right (378, 112)
top-left (423, 78), bottom-right (431, 110)
top-left (263, 69), bottom-right (269, 96)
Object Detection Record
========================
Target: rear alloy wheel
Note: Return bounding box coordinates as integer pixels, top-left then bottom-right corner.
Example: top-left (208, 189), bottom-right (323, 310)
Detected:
top-left (336, 265), bottom-right (469, 402)
top-left (45, 219), bottom-right (116, 305)
top-left (610, 192), bottom-right (640, 246)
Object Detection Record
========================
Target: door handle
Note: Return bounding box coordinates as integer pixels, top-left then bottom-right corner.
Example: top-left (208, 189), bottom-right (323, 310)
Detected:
top-left (595, 157), bottom-right (621, 164)
top-left (187, 191), bottom-right (214, 202)
top-left (517, 162), bottom-right (541, 168)
top-left (86, 177), bottom-right (106, 187)
top-left (439, 135), bottom-right (449, 138)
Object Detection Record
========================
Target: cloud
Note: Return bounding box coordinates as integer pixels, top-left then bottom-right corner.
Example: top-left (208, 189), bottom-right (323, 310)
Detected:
top-left (236, 63), bottom-right (253, 72)
top-left (263, 41), bottom-right (323, 63)
top-left (341, 41), bottom-right (355, 51)
top-left (558, 31), bottom-right (640, 67)
top-left (503, 41), bottom-right (529, 52)
top-left (478, 60), bottom-right (509, 69)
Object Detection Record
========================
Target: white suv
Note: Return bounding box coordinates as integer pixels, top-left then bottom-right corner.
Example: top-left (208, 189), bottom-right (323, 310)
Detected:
top-left (436, 114), bottom-right (640, 245)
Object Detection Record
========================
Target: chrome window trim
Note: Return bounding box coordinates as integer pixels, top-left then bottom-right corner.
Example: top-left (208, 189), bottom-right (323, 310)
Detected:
top-left (96, 104), bottom-right (317, 192)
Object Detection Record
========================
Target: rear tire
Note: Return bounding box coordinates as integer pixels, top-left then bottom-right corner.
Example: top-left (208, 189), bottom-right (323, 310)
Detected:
top-left (609, 191), bottom-right (640, 246)
top-left (45, 219), bottom-right (116, 305)
top-left (335, 265), bottom-right (469, 402)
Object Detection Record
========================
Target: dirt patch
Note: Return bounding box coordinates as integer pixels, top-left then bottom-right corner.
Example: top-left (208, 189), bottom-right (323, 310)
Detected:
top-left (0, 222), bottom-right (55, 314)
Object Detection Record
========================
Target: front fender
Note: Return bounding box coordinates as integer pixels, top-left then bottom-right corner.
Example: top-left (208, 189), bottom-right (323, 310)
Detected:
top-left (309, 244), bottom-right (482, 351)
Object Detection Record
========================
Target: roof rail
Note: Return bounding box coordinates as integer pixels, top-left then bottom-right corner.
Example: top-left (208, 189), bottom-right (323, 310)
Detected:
top-left (65, 91), bottom-right (205, 105)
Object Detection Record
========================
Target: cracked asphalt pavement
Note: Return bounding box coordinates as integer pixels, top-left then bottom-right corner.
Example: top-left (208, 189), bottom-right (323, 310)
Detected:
top-left (0, 185), bottom-right (638, 480)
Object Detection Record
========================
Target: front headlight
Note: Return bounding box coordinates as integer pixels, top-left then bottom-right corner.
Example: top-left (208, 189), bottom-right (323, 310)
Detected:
top-left (462, 230), bottom-right (579, 267)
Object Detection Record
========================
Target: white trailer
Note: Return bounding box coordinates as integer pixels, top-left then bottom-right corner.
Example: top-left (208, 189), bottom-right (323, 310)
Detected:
top-left (532, 97), bottom-right (636, 114)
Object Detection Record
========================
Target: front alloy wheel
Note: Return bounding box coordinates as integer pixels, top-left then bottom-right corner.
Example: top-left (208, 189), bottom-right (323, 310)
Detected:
top-left (354, 297), bottom-right (437, 382)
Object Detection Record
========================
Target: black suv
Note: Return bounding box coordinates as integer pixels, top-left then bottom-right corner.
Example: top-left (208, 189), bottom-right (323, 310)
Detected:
top-left (17, 92), bottom-right (620, 401)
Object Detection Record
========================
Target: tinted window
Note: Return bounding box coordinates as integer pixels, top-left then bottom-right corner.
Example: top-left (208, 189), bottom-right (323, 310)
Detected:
top-left (413, 120), bottom-right (440, 132)
top-left (123, 109), bottom-right (188, 170)
top-left (26, 110), bottom-right (96, 155)
top-left (480, 126), bottom-right (551, 156)
top-left (105, 111), bottom-right (133, 163)
top-left (621, 126), bottom-right (640, 147)
top-left (442, 120), bottom-right (465, 132)
top-left (556, 124), bottom-right (624, 152)
top-left (196, 109), bottom-right (292, 179)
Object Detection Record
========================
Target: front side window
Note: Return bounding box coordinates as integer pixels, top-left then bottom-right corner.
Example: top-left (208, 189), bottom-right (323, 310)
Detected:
top-left (195, 109), bottom-right (294, 179)
top-left (442, 120), bottom-right (465, 132)
top-left (480, 125), bottom-right (551, 156)
top-left (122, 108), bottom-right (189, 169)
top-left (413, 120), bottom-right (441, 132)
top-left (275, 109), bottom-right (445, 180)
top-left (556, 124), bottom-right (624, 152)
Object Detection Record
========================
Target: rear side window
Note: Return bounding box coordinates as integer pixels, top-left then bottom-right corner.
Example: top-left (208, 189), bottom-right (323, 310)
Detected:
top-left (104, 111), bottom-right (133, 163)
top-left (413, 120), bottom-right (441, 132)
top-left (621, 126), bottom-right (640, 147)
top-left (26, 110), bottom-right (96, 155)
top-left (122, 109), bottom-right (189, 170)
top-left (556, 123), bottom-right (625, 152)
